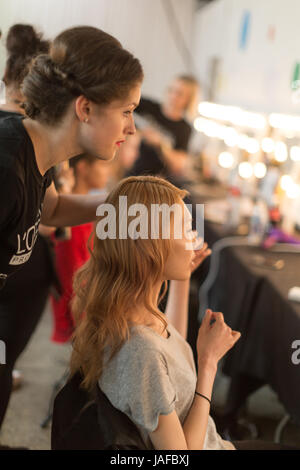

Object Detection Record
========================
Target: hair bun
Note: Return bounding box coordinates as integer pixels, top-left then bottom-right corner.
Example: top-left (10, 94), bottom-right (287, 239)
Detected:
top-left (21, 100), bottom-right (40, 119)
top-left (22, 26), bottom-right (143, 125)
top-left (21, 54), bottom-right (81, 122)
top-left (3, 24), bottom-right (49, 88)
top-left (6, 24), bottom-right (48, 57)
top-left (31, 54), bottom-right (82, 95)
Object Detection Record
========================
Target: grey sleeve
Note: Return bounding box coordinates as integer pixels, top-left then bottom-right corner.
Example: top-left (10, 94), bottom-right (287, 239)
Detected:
top-left (115, 347), bottom-right (177, 433)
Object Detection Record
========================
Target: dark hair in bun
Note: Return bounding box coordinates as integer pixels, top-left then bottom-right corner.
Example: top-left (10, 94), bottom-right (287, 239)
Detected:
top-left (3, 24), bottom-right (49, 87)
top-left (21, 26), bottom-right (143, 125)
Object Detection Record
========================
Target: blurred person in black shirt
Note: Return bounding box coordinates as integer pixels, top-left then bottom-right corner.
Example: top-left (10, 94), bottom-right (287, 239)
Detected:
top-left (126, 75), bottom-right (199, 184)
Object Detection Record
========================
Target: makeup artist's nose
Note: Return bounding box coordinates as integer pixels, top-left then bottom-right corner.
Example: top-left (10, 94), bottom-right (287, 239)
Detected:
top-left (126, 114), bottom-right (136, 135)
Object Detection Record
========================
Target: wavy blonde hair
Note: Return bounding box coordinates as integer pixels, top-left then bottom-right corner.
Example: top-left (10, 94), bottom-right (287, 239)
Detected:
top-left (70, 175), bottom-right (188, 391)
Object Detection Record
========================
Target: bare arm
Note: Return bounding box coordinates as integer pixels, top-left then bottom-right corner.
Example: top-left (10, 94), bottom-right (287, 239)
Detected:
top-left (40, 182), bottom-right (106, 227)
top-left (165, 280), bottom-right (190, 340)
top-left (160, 146), bottom-right (188, 176)
top-left (149, 361), bottom-right (216, 450)
top-left (38, 224), bottom-right (56, 237)
top-left (141, 127), bottom-right (188, 175)
top-left (149, 311), bottom-right (241, 450)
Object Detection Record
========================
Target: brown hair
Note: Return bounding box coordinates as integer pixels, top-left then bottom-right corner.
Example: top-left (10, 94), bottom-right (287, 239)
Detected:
top-left (70, 175), bottom-right (188, 391)
top-left (3, 24), bottom-right (49, 88)
top-left (21, 26), bottom-right (144, 125)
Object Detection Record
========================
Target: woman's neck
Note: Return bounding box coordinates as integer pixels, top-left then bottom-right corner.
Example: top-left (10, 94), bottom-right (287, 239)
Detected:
top-left (128, 280), bottom-right (167, 333)
top-left (22, 115), bottom-right (82, 176)
top-left (130, 312), bottom-right (168, 337)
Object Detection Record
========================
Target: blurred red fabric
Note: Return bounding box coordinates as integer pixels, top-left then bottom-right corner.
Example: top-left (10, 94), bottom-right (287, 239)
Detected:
top-left (50, 223), bottom-right (93, 343)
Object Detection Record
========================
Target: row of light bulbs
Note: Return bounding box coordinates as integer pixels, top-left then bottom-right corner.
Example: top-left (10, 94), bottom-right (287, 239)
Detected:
top-left (218, 152), bottom-right (265, 176)
top-left (194, 102), bottom-right (300, 200)
top-left (218, 151), bottom-right (300, 199)
top-left (194, 116), bottom-right (300, 163)
top-left (197, 101), bottom-right (300, 133)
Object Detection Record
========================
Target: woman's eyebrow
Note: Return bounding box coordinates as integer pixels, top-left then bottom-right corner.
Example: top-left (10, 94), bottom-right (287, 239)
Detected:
top-left (122, 102), bottom-right (138, 110)
top-left (127, 102), bottom-right (139, 108)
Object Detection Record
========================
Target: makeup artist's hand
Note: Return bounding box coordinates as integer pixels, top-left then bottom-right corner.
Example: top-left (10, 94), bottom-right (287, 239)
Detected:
top-left (142, 127), bottom-right (163, 147)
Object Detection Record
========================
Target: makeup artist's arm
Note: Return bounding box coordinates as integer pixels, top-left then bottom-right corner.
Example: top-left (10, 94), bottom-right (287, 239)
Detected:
top-left (41, 182), bottom-right (106, 227)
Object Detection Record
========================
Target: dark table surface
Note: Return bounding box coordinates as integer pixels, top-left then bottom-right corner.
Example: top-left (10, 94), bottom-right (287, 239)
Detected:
top-left (203, 220), bottom-right (300, 424)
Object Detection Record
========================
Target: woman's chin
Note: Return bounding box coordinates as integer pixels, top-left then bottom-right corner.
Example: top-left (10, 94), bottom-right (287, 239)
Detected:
top-left (167, 273), bottom-right (191, 281)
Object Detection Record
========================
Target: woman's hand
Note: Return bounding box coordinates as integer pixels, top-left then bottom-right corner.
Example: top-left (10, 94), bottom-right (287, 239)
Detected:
top-left (191, 241), bottom-right (211, 273)
top-left (189, 231), bottom-right (211, 274)
top-left (196, 309), bottom-right (241, 371)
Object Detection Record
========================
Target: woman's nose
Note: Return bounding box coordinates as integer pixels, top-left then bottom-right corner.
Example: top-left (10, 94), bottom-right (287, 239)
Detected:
top-left (126, 115), bottom-right (136, 135)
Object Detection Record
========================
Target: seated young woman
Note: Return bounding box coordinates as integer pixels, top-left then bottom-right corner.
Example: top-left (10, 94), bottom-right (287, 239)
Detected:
top-left (69, 175), bottom-right (241, 450)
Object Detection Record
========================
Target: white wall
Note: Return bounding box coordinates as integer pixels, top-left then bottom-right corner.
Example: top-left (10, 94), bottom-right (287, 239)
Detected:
top-left (0, 0), bottom-right (196, 100)
top-left (193, 0), bottom-right (300, 114)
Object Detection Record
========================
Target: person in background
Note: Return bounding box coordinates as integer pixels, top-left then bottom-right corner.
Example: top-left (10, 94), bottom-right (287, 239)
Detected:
top-left (50, 154), bottom-right (111, 344)
top-left (1, 24), bottom-right (49, 116)
top-left (126, 75), bottom-right (199, 183)
top-left (125, 76), bottom-right (200, 314)
top-left (0, 24), bottom-right (58, 398)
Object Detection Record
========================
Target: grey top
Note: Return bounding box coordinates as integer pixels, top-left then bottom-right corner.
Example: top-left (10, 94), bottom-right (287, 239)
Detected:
top-left (99, 322), bottom-right (235, 450)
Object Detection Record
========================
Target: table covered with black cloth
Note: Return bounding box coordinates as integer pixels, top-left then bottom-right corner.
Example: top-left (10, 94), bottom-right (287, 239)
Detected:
top-left (203, 221), bottom-right (300, 425)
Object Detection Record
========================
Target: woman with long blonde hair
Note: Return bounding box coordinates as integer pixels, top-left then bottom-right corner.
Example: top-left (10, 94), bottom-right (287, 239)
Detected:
top-left (69, 174), bottom-right (242, 450)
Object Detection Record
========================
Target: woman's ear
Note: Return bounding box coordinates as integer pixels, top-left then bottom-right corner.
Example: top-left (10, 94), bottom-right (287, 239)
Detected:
top-left (75, 95), bottom-right (91, 122)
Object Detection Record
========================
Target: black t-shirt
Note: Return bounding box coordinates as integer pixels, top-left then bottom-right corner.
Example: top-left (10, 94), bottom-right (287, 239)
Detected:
top-left (0, 113), bottom-right (52, 287)
top-left (0, 109), bottom-right (22, 119)
top-left (126, 97), bottom-right (192, 178)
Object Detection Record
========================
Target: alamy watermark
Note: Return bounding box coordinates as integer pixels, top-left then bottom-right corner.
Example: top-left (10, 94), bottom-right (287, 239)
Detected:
top-left (0, 340), bottom-right (6, 365)
top-left (95, 198), bottom-right (204, 250)
top-left (0, 80), bottom-right (6, 105)
top-left (291, 340), bottom-right (300, 365)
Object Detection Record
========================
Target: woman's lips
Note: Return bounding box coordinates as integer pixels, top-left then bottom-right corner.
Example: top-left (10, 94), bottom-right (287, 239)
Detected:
top-left (116, 140), bottom-right (125, 147)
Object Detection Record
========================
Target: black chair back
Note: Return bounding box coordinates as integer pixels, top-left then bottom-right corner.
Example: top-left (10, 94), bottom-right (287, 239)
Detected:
top-left (51, 372), bottom-right (147, 450)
